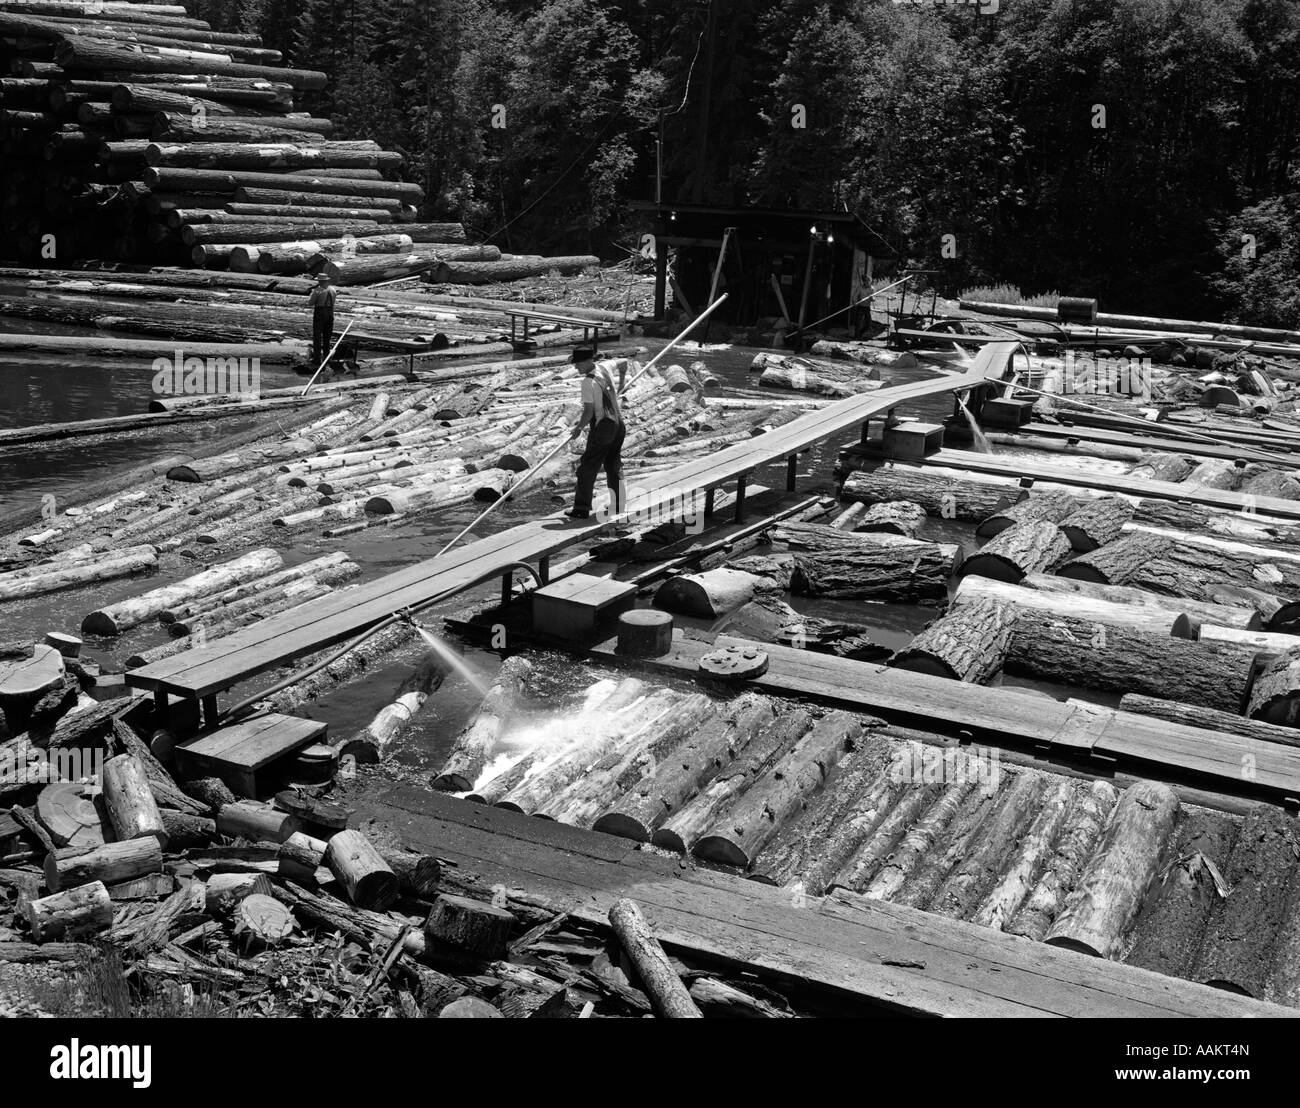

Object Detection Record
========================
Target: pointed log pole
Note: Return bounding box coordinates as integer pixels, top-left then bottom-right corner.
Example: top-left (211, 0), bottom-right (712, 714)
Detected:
top-left (890, 598), bottom-right (1013, 682)
top-left (430, 656), bottom-right (532, 792)
top-left (1125, 810), bottom-right (1238, 980)
top-left (1006, 781), bottom-right (1120, 941)
top-left (608, 898), bottom-right (701, 1018)
top-left (693, 710), bottom-right (860, 868)
top-left (1044, 780), bottom-right (1180, 959)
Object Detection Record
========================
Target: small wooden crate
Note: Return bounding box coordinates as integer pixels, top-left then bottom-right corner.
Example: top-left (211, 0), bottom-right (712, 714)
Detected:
top-left (882, 421), bottom-right (944, 460)
top-left (532, 574), bottom-right (637, 639)
top-left (174, 713), bottom-right (328, 799)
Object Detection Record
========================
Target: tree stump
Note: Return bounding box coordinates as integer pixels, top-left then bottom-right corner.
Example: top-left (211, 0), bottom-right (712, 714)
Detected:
top-left (617, 610), bottom-right (674, 658)
top-left (233, 893), bottom-right (296, 951)
top-left (426, 893), bottom-right (514, 959)
top-left (26, 881), bottom-right (112, 943)
top-left (325, 828), bottom-right (398, 909)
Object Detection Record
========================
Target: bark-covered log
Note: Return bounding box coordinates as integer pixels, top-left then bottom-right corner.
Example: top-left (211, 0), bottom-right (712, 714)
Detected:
top-left (1130, 452), bottom-right (1193, 482)
top-left (592, 693), bottom-right (774, 842)
top-left (1117, 693), bottom-right (1300, 748)
top-left (143, 166), bottom-right (423, 202)
top-left (1125, 810), bottom-right (1237, 979)
top-left (827, 776), bottom-right (948, 896)
top-left (1004, 572), bottom-right (1258, 630)
top-left (338, 654), bottom-right (447, 763)
top-left (1246, 647), bottom-right (1300, 727)
top-left (1044, 781), bottom-right (1180, 958)
top-left (693, 711), bottom-right (859, 868)
top-left (429, 256), bottom-right (598, 284)
top-left (1194, 805), bottom-right (1299, 996)
top-left (1006, 780), bottom-right (1120, 941)
top-left (841, 466), bottom-right (1019, 523)
top-left (854, 500), bottom-right (925, 537)
top-left (56, 37), bottom-right (328, 89)
top-left (234, 186), bottom-right (403, 211)
top-left (380, 849), bottom-right (441, 898)
top-left (216, 800), bottom-right (301, 843)
top-left (608, 898), bottom-right (702, 1018)
top-left (430, 656), bottom-right (532, 792)
top-left (26, 880), bottom-right (112, 942)
top-left (1058, 496), bottom-right (1135, 551)
top-left (890, 599), bottom-right (1013, 682)
top-left (159, 808), bottom-right (217, 849)
top-left (1006, 607), bottom-right (1260, 712)
top-left (959, 520), bottom-right (1072, 583)
top-left (1056, 533), bottom-right (1171, 585)
top-left (1184, 459), bottom-right (1243, 490)
top-left (426, 893), bottom-right (513, 959)
top-left (101, 754), bottom-right (167, 847)
top-left (859, 778), bottom-right (975, 902)
top-left (790, 541), bottom-right (956, 601)
top-left (45, 837), bottom-right (164, 892)
top-left (970, 781), bottom-right (1076, 930)
top-left (974, 489), bottom-right (1077, 539)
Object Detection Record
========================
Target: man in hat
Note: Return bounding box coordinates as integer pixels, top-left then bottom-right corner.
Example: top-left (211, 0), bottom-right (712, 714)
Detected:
top-left (565, 346), bottom-right (626, 520)
top-left (307, 272), bottom-right (338, 368)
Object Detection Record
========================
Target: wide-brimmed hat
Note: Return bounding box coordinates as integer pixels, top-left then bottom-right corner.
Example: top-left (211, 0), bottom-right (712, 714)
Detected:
top-left (316, 273), bottom-right (330, 282)
top-left (570, 346), bottom-right (595, 363)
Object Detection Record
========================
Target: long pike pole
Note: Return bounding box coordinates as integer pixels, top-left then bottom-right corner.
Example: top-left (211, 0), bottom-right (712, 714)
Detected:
top-left (433, 293), bottom-right (730, 558)
top-left (299, 320), bottom-right (356, 397)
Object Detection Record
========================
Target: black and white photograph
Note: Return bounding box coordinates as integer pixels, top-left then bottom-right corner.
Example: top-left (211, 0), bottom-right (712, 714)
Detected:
top-left (0, 0), bottom-right (1295, 1071)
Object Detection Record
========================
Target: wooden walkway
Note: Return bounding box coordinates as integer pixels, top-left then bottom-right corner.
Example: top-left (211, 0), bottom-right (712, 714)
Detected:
top-left (126, 344), bottom-right (1019, 713)
top-left (589, 633), bottom-right (1300, 806)
top-left (360, 784), bottom-right (1294, 1018)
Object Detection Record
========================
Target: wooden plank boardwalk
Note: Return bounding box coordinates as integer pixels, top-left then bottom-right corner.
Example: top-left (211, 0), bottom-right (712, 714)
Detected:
top-left (126, 344), bottom-right (1019, 709)
top-left (360, 784), bottom-right (1294, 1018)
top-left (589, 633), bottom-right (1300, 805)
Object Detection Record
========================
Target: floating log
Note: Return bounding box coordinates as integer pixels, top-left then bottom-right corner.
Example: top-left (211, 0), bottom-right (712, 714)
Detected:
top-left (430, 656), bottom-right (532, 792)
top-left (81, 547), bottom-right (282, 634)
top-left (950, 575), bottom-right (1222, 638)
top-left (1043, 781), bottom-right (1179, 958)
top-left (1194, 805), bottom-right (1299, 996)
top-left (44, 837), bottom-right (164, 892)
top-left (959, 520), bottom-right (1071, 583)
top-left (325, 828), bottom-right (398, 910)
top-left (841, 465), bottom-right (1019, 523)
top-left (790, 540), bottom-right (955, 601)
top-left (1246, 647), bottom-right (1300, 727)
top-left (654, 567), bottom-right (767, 619)
top-left (101, 754), bottom-right (167, 847)
top-left (974, 489), bottom-right (1078, 539)
top-left (608, 898), bottom-right (702, 1018)
top-left (1006, 607), bottom-right (1259, 711)
top-left (0, 548), bottom-right (158, 602)
top-left (827, 773), bottom-right (947, 896)
top-left (855, 500), bottom-right (925, 537)
top-left (26, 880), bottom-right (112, 942)
top-left (1056, 533), bottom-right (1171, 585)
top-left (652, 710), bottom-right (812, 854)
top-left (693, 710), bottom-right (859, 868)
top-left (1125, 810), bottom-right (1238, 980)
top-left (1001, 780), bottom-right (1118, 941)
top-left (1130, 452), bottom-right (1193, 482)
top-left (1057, 496), bottom-right (1135, 551)
top-left (890, 599), bottom-right (1013, 682)
top-left (338, 654), bottom-right (447, 763)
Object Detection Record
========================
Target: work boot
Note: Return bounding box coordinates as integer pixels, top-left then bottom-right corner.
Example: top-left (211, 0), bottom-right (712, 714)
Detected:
top-left (564, 507), bottom-right (591, 520)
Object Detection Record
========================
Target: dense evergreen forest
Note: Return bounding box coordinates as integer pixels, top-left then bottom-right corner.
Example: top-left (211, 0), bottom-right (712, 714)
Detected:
top-left (187, 0), bottom-right (1300, 324)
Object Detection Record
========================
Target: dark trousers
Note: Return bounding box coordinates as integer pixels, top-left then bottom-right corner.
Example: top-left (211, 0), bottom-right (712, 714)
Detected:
top-left (312, 309), bottom-right (334, 366)
top-left (573, 418), bottom-right (626, 513)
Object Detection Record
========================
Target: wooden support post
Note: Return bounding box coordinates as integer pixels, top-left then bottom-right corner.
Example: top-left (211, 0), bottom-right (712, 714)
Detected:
top-left (201, 694), bottom-right (219, 728)
top-left (786, 454), bottom-right (798, 493)
top-left (500, 572), bottom-right (512, 609)
top-left (153, 688), bottom-right (169, 726)
top-left (704, 488), bottom-right (716, 518)
top-left (653, 237), bottom-right (667, 320)
top-left (860, 420), bottom-right (871, 444)
top-left (537, 557), bottom-right (550, 585)
top-left (734, 474), bottom-right (748, 524)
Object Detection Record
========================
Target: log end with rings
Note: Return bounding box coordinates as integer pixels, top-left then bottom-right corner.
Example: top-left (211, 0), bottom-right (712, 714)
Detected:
top-left (617, 609), bottom-right (674, 658)
top-left (698, 643), bottom-right (769, 680)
